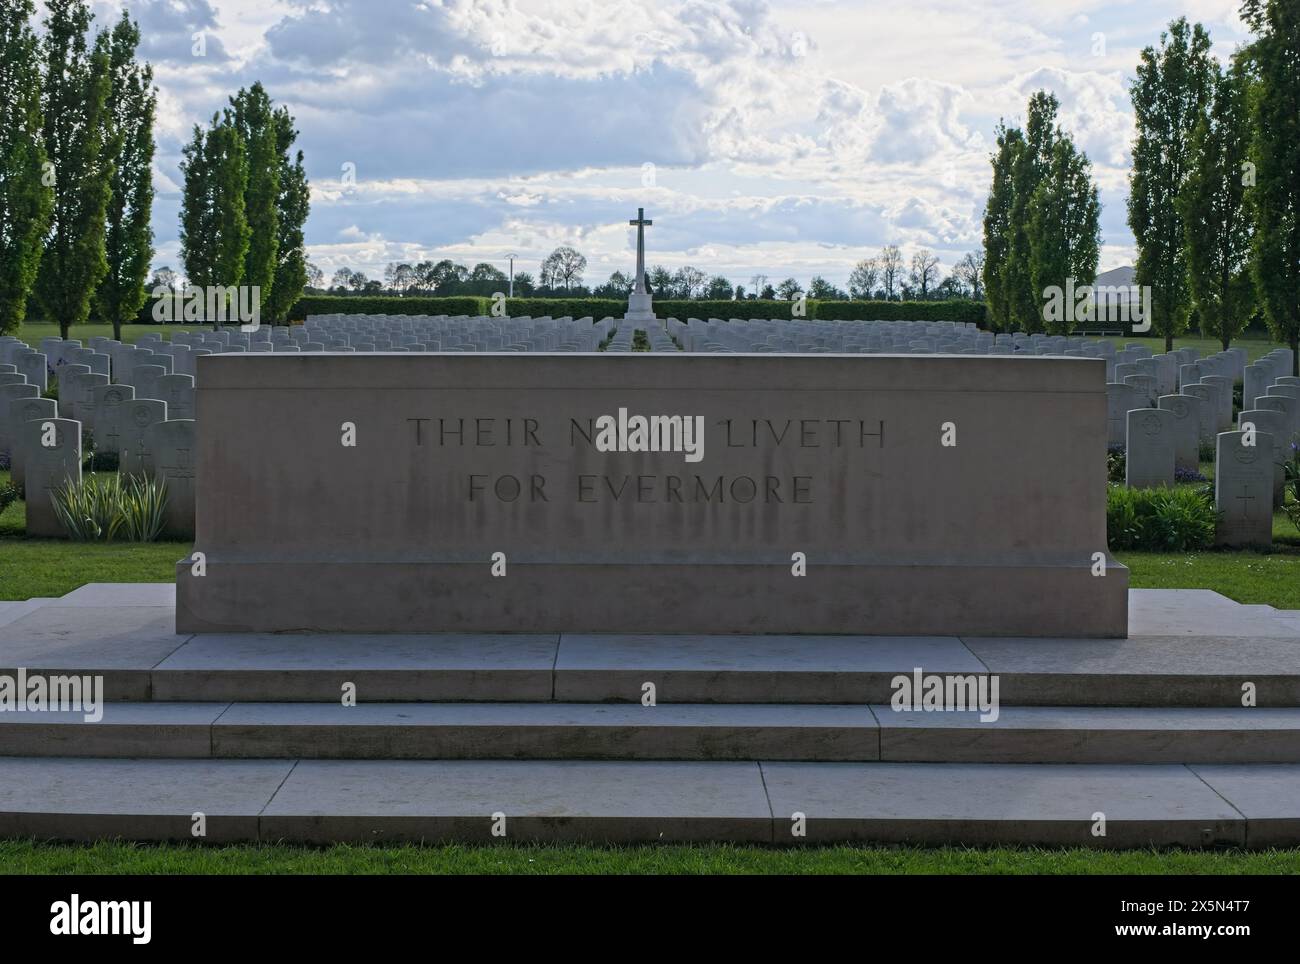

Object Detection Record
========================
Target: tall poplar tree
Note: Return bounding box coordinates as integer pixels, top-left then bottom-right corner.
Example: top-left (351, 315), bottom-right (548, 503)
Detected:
top-left (36, 0), bottom-right (114, 339)
top-left (1028, 134), bottom-right (1101, 335)
top-left (1128, 17), bottom-right (1215, 351)
top-left (265, 143), bottom-right (310, 324)
top-left (0, 0), bottom-right (53, 334)
top-left (1006, 91), bottom-right (1058, 332)
top-left (1177, 56), bottom-right (1255, 352)
top-left (981, 121), bottom-right (1023, 332)
top-left (1242, 0), bottom-right (1300, 374)
top-left (179, 115), bottom-right (249, 318)
top-left (228, 83), bottom-right (281, 306)
top-left (96, 10), bottom-right (155, 340)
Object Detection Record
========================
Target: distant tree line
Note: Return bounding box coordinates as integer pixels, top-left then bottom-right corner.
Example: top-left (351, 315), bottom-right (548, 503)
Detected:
top-left (326, 244), bottom-right (987, 303)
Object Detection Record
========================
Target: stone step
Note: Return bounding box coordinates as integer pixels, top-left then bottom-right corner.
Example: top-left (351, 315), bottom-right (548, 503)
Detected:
top-left (4, 703), bottom-right (1300, 763)
top-left (1, 757), bottom-right (1295, 846)
top-left (142, 631), bottom-right (1300, 706)
top-left (0, 598), bottom-right (55, 629)
top-left (3, 586), bottom-right (1298, 707)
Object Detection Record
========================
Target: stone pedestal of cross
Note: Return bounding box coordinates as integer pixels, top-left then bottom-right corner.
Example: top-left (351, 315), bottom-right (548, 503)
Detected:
top-left (624, 207), bottom-right (659, 327)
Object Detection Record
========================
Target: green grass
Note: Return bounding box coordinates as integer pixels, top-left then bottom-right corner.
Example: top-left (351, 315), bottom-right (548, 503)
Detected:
top-left (0, 538), bottom-right (189, 600)
top-left (13, 322), bottom-right (200, 347)
top-left (0, 468), bottom-right (188, 600)
top-left (3, 840), bottom-right (1299, 874)
top-left (1167, 334), bottom-right (1282, 365)
top-left (1119, 549), bottom-right (1300, 608)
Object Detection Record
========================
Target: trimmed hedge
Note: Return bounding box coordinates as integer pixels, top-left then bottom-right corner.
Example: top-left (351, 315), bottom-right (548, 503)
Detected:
top-left (289, 295), bottom-right (489, 319)
top-left (504, 298), bottom-right (623, 319)
top-left (135, 294), bottom-right (491, 324)
top-left (132, 292), bottom-right (987, 326)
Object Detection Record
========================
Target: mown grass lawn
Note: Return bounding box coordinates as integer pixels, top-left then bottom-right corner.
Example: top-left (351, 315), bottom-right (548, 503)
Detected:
top-left (3, 839), bottom-right (1299, 875)
top-left (14, 322), bottom-right (216, 347)
top-left (1166, 334), bottom-right (1283, 365)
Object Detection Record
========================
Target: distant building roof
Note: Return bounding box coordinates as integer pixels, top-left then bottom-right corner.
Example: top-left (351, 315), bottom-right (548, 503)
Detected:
top-left (1094, 265), bottom-right (1136, 287)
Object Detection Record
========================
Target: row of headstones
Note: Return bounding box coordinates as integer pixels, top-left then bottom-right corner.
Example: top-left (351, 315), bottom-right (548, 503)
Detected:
top-left (0, 333), bottom-right (213, 391)
top-left (302, 314), bottom-right (613, 352)
top-left (0, 393), bottom-right (194, 539)
top-left (1, 339), bottom-right (197, 539)
top-left (1105, 346), bottom-right (1284, 447)
top-left (0, 335), bottom-right (198, 426)
top-left (1127, 417), bottom-right (1281, 548)
top-left (303, 314), bottom-right (1016, 356)
top-left (1117, 348), bottom-right (1297, 461)
top-left (663, 317), bottom-right (1112, 358)
top-left (1122, 347), bottom-right (1299, 549)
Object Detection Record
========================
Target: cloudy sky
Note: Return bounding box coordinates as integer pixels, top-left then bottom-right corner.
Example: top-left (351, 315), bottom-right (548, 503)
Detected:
top-left (85, 0), bottom-right (1253, 290)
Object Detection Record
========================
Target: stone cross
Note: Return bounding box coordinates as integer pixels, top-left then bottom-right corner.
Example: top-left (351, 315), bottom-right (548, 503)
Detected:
top-left (629, 207), bottom-right (653, 294)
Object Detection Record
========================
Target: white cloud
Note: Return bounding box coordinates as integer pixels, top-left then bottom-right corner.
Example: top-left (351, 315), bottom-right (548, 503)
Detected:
top-left (125, 0), bottom-right (1259, 286)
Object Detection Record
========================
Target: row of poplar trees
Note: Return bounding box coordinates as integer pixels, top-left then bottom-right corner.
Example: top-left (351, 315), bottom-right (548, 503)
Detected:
top-left (1132, 3), bottom-right (1299, 369)
top-left (178, 83), bottom-right (310, 329)
top-left (0, 1), bottom-right (311, 341)
top-left (982, 0), bottom-right (1300, 375)
top-left (0, 0), bottom-right (154, 340)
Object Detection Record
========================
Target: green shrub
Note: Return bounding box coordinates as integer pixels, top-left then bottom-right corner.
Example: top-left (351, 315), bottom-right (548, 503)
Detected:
top-left (1284, 498), bottom-right (1300, 536)
top-left (50, 474), bottom-right (123, 540)
top-left (49, 474), bottom-right (168, 542)
top-left (1107, 447), bottom-right (1126, 484)
top-left (0, 482), bottom-right (18, 517)
top-left (1284, 440), bottom-right (1300, 504)
top-left (117, 475), bottom-right (168, 541)
top-left (1107, 484), bottom-right (1217, 551)
top-left (82, 450), bottom-right (118, 472)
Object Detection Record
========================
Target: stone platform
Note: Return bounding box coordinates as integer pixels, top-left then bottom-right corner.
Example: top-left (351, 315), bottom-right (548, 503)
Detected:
top-left (1, 584), bottom-right (1299, 845)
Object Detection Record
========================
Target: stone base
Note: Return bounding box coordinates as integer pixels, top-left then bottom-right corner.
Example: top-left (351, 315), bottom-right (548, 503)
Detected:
top-left (175, 556), bottom-right (1129, 636)
top-left (623, 292), bottom-right (656, 325)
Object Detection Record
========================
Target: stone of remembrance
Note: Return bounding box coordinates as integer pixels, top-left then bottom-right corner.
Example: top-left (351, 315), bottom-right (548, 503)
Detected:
top-left (175, 353), bottom-right (1127, 636)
